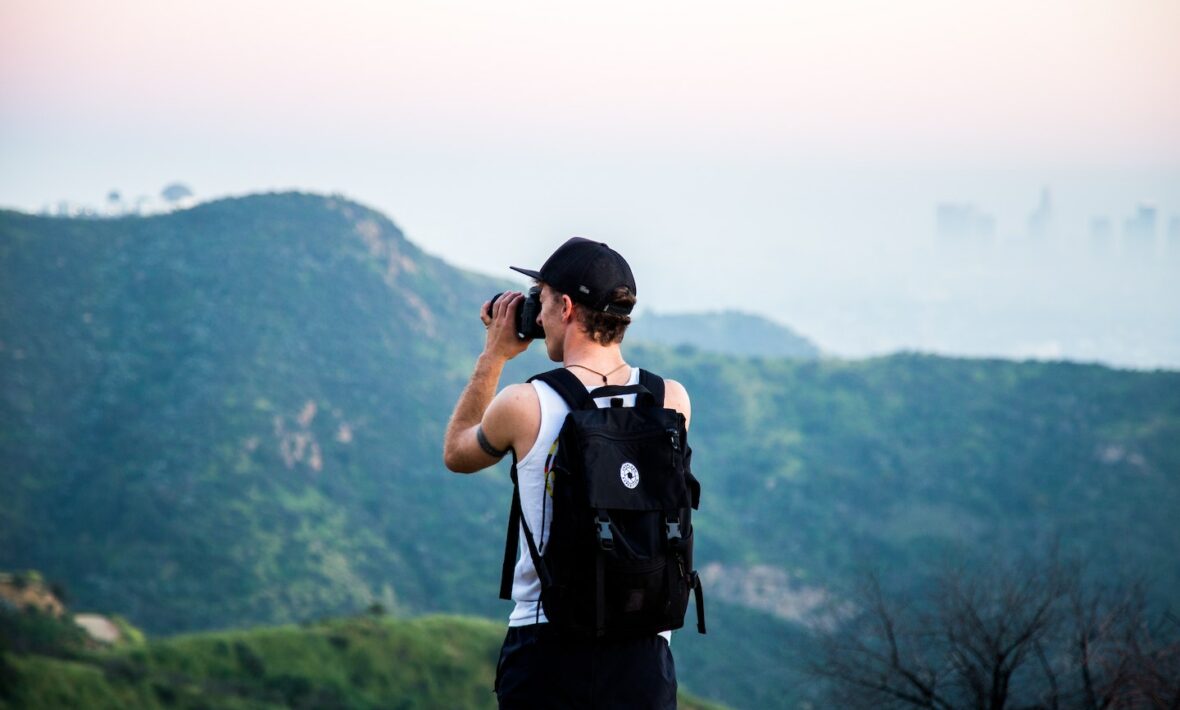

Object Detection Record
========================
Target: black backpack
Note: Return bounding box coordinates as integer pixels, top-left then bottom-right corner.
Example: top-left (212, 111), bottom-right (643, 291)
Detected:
top-left (499, 367), bottom-right (706, 638)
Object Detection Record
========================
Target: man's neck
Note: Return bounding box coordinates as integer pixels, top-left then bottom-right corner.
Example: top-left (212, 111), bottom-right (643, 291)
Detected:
top-left (562, 340), bottom-right (627, 386)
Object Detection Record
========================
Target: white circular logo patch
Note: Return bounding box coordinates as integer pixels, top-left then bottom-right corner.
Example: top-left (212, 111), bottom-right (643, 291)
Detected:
top-left (620, 462), bottom-right (640, 489)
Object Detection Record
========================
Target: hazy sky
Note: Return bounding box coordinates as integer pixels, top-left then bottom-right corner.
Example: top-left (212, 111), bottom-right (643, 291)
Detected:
top-left (3, 0), bottom-right (1178, 365)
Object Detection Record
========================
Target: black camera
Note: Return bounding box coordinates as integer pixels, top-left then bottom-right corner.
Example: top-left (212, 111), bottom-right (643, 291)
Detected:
top-left (487, 286), bottom-right (545, 340)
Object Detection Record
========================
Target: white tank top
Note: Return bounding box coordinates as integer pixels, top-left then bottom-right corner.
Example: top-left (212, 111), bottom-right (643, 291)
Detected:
top-left (508, 366), bottom-right (664, 632)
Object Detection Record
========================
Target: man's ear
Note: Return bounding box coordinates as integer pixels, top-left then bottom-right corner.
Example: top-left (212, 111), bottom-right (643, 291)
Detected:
top-left (561, 294), bottom-right (575, 322)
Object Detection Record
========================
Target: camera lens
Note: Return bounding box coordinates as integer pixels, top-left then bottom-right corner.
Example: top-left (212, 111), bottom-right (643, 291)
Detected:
top-left (486, 292), bottom-right (504, 320)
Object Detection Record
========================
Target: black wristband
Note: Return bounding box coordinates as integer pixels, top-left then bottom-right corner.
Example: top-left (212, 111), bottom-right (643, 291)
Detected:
top-left (477, 426), bottom-right (509, 458)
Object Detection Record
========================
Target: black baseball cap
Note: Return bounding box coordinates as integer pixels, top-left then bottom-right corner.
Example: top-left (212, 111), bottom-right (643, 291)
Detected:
top-left (510, 237), bottom-right (637, 315)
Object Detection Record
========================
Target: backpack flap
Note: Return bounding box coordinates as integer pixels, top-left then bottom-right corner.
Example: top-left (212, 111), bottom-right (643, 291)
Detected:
top-left (564, 407), bottom-right (691, 512)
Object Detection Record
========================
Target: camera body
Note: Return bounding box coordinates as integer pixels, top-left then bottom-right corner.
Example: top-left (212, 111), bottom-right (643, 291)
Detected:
top-left (488, 286), bottom-right (546, 340)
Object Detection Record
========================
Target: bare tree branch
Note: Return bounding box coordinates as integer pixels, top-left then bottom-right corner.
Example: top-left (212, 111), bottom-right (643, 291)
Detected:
top-left (807, 553), bottom-right (1178, 710)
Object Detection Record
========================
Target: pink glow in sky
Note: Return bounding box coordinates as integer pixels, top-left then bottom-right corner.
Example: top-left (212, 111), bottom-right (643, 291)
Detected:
top-left (2, 1), bottom-right (1179, 369)
top-left (3, 0), bottom-right (1178, 164)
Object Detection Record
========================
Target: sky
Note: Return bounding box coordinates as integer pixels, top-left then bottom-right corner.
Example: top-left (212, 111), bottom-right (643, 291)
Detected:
top-left (3, 0), bottom-right (1179, 367)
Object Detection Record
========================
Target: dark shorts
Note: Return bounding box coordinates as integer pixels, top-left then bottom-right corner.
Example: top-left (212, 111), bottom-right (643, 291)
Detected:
top-left (494, 624), bottom-right (678, 710)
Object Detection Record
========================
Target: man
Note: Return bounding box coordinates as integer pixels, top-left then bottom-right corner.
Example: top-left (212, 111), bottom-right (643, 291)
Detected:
top-left (443, 237), bottom-right (692, 709)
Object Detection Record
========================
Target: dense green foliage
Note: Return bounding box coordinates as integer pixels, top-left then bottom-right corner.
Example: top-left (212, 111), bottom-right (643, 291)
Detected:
top-left (0, 608), bottom-right (90, 658)
top-left (2, 192), bottom-right (1178, 709)
top-left (629, 310), bottom-right (820, 359)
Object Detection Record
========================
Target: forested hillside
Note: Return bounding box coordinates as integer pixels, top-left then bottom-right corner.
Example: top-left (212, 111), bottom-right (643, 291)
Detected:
top-left (1, 193), bottom-right (526, 632)
top-left (3, 193), bottom-right (1177, 709)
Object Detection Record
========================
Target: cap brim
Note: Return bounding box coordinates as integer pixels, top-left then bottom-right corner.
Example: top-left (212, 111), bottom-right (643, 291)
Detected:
top-left (509, 266), bottom-right (543, 280)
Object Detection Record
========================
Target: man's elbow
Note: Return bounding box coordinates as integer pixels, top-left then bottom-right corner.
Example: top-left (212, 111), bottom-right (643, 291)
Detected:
top-left (442, 446), bottom-right (477, 474)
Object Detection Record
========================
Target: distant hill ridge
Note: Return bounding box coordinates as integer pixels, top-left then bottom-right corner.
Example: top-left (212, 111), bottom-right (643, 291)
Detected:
top-left (3, 191), bottom-right (1178, 710)
top-left (630, 309), bottom-right (821, 359)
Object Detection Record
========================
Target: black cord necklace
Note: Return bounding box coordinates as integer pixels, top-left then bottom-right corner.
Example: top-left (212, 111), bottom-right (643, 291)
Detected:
top-left (567, 362), bottom-right (629, 386)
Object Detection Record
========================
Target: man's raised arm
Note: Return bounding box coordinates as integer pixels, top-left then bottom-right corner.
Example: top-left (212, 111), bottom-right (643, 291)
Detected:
top-left (442, 291), bottom-right (533, 473)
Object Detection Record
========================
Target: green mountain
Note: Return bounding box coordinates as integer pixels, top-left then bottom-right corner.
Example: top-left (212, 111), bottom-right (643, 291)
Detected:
top-left (1, 192), bottom-right (530, 633)
top-left (629, 310), bottom-right (820, 359)
top-left (3, 192), bottom-right (1178, 709)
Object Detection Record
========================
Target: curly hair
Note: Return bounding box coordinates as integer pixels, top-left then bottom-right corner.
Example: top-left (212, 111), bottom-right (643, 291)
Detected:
top-left (574, 286), bottom-right (636, 345)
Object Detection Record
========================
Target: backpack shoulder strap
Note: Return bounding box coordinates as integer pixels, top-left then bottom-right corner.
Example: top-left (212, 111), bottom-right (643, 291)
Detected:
top-left (533, 367), bottom-right (668, 409)
top-left (638, 369), bottom-right (666, 407)
top-left (499, 464), bottom-right (522, 600)
top-left (502, 367), bottom-right (587, 599)
top-left (499, 453), bottom-right (551, 599)
top-left (528, 368), bottom-right (595, 410)
top-left (533, 367), bottom-right (665, 405)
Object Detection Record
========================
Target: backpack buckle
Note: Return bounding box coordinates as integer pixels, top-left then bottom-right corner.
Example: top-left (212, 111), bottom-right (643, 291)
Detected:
top-left (595, 515), bottom-right (615, 551)
top-left (666, 520), bottom-right (682, 542)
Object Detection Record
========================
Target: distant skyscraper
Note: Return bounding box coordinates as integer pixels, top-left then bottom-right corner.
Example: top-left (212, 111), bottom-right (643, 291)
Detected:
top-left (1026, 187), bottom-right (1052, 241)
top-left (1088, 217), bottom-right (1113, 254)
top-left (1122, 204), bottom-right (1157, 257)
top-left (936, 203), bottom-right (995, 242)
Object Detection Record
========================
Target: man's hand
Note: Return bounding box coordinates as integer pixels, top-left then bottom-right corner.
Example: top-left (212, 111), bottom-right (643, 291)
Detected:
top-left (481, 291), bottom-right (533, 362)
top-left (443, 293), bottom-right (540, 473)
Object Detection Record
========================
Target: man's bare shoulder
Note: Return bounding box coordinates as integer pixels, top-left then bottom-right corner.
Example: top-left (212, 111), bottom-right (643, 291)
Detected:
top-left (663, 378), bottom-right (691, 404)
top-left (487, 382), bottom-right (539, 418)
top-left (479, 382), bottom-right (540, 458)
top-left (483, 381), bottom-right (539, 437)
top-left (662, 378), bottom-right (692, 428)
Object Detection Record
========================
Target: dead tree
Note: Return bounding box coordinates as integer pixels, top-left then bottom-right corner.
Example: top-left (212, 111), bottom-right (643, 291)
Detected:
top-left (809, 556), bottom-right (1178, 710)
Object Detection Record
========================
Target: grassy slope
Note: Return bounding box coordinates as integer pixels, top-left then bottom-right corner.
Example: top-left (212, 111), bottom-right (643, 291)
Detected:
top-left (1, 614), bottom-right (726, 710)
